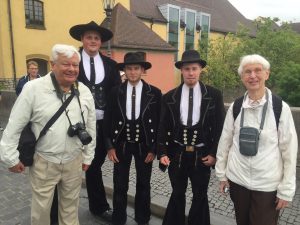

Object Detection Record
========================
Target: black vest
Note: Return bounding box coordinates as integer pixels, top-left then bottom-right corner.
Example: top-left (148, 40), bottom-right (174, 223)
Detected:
top-left (174, 121), bottom-right (204, 146)
top-left (121, 118), bottom-right (145, 143)
top-left (78, 64), bottom-right (108, 110)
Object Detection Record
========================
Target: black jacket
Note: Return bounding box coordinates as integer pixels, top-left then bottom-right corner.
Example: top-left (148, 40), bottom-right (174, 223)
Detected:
top-left (157, 82), bottom-right (225, 159)
top-left (104, 80), bottom-right (162, 153)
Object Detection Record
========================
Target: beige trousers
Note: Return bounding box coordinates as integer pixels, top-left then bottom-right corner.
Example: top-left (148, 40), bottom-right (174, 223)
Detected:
top-left (29, 153), bottom-right (83, 225)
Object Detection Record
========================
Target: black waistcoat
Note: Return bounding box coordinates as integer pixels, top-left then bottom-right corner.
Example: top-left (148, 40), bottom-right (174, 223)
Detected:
top-left (77, 69), bottom-right (107, 110)
top-left (174, 121), bottom-right (204, 146)
top-left (119, 117), bottom-right (145, 143)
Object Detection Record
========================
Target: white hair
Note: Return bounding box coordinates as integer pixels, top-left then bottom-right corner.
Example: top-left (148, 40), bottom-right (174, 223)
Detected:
top-left (51, 44), bottom-right (81, 62)
top-left (238, 54), bottom-right (270, 76)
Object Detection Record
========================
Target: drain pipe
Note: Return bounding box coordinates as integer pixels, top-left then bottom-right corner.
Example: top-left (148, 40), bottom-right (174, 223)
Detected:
top-left (7, 0), bottom-right (17, 88)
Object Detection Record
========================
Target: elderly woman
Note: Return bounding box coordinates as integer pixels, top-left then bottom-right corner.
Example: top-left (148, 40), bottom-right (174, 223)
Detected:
top-left (215, 54), bottom-right (298, 225)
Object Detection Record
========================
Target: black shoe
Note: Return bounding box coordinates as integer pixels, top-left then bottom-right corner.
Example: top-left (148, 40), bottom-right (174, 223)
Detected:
top-left (91, 209), bottom-right (113, 222)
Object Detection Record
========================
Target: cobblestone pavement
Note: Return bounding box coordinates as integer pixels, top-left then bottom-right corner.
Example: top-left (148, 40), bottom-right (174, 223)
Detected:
top-left (102, 158), bottom-right (300, 225)
top-left (0, 161), bottom-right (162, 225)
top-left (1, 120), bottom-right (300, 225)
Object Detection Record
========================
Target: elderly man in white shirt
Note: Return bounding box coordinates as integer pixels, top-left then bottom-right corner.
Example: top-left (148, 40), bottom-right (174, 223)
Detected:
top-left (0, 44), bottom-right (96, 225)
top-left (215, 54), bottom-right (298, 225)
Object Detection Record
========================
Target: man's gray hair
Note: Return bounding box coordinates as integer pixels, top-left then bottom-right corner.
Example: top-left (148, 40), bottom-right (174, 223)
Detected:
top-left (51, 44), bottom-right (81, 62)
top-left (238, 54), bottom-right (270, 76)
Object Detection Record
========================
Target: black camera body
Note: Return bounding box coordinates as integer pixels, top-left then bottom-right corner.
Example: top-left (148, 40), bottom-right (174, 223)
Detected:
top-left (68, 122), bottom-right (92, 145)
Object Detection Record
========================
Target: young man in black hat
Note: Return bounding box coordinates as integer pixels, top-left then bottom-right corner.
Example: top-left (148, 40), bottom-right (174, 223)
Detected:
top-left (104, 52), bottom-right (162, 225)
top-left (69, 21), bottom-right (121, 221)
top-left (158, 50), bottom-right (225, 225)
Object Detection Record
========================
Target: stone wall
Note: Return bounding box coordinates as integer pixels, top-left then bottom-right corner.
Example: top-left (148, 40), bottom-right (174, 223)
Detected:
top-left (0, 78), bottom-right (15, 91)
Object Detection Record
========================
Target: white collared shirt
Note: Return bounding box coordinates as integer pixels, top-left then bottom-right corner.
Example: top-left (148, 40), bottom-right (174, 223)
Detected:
top-left (126, 80), bottom-right (143, 120)
top-left (82, 49), bottom-right (105, 120)
top-left (242, 91), bottom-right (267, 109)
top-left (180, 82), bottom-right (201, 126)
top-left (82, 49), bottom-right (104, 84)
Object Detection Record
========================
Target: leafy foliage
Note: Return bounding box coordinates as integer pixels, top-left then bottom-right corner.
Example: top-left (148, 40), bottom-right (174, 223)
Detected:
top-left (277, 61), bottom-right (300, 106)
top-left (199, 18), bottom-right (300, 106)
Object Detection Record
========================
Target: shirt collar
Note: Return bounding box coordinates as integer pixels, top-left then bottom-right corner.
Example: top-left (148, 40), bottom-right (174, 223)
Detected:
top-left (82, 49), bottom-right (99, 59)
top-left (182, 82), bottom-right (200, 92)
top-left (127, 80), bottom-right (143, 89)
top-left (243, 91), bottom-right (267, 109)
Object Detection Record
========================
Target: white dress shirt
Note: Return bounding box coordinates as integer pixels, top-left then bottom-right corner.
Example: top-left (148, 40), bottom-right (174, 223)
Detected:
top-left (82, 49), bottom-right (104, 84)
top-left (126, 80), bottom-right (143, 120)
top-left (180, 82), bottom-right (201, 126)
top-left (82, 49), bottom-right (105, 120)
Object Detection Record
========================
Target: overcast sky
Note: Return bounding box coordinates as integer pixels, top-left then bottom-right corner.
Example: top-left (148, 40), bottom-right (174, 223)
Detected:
top-left (227, 0), bottom-right (300, 23)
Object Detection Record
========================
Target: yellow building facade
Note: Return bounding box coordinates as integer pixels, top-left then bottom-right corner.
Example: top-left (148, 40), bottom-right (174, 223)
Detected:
top-left (0, 0), bottom-right (221, 88)
top-left (0, 0), bottom-right (129, 82)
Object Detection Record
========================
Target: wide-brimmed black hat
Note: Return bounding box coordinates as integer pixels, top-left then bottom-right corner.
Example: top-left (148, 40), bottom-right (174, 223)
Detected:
top-left (117, 52), bottom-right (152, 71)
top-left (69, 21), bottom-right (113, 43)
top-left (175, 50), bottom-right (207, 69)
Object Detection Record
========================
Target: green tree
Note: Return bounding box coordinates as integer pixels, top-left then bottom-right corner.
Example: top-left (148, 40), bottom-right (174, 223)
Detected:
top-left (200, 18), bottom-right (300, 105)
top-left (200, 33), bottom-right (240, 89)
top-left (277, 61), bottom-right (300, 106)
top-left (240, 18), bottom-right (300, 88)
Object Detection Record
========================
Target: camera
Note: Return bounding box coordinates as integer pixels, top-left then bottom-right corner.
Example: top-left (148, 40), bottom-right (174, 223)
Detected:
top-left (68, 122), bottom-right (92, 145)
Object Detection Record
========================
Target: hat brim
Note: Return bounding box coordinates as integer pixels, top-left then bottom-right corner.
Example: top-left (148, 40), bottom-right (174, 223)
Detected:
top-left (69, 24), bottom-right (113, 43)
top-left (117, 62), bottom-right (152, 71)
top-left (175, 59), bottom-right (207, 69)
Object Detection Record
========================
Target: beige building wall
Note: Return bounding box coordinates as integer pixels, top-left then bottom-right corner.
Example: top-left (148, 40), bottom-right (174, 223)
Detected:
top-left (0, 0), bottom-right (13, 78)
top-left (143, 21), bottom-right (168, 41)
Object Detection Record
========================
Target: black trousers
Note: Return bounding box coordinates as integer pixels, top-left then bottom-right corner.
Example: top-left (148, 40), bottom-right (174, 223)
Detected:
top-left (85, 120), bottom-right (110, 214)
top-left (229, 180), bottom-right (279, 225)
top-left (163, 151), bottom-right (211, 225)
top-left (112, 142), bottom-right (152, 225)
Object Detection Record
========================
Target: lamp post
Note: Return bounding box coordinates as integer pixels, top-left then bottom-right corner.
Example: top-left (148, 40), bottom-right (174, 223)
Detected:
top-left (102, 0), bottom-right (115, 58)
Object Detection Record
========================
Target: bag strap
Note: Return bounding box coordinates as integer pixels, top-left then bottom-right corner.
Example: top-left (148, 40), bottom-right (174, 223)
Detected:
top-left (233, 96), bottom-right (243, 121)
top-left (36, 93), bottom-right (74, 141)
top-left (240, 90), bottom-right (269, 131)
top-left (272, 94), bottom-right (282, 129)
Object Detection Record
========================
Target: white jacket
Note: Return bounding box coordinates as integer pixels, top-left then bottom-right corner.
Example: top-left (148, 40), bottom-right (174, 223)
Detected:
top-left (215, 88), bottom-right (298, 201)
top-left (0, 73), bottom-right (96, 167)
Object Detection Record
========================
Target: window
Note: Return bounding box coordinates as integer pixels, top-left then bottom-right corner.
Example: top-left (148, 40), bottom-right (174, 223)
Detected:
top-left (185, 11), bottom-right (196, 50)
top-left (168, 6), bottom-right (180, 60)
top-left (200, 13), bottom-right (210, 58)
top-left (24, 0), bottom-right (44, 28)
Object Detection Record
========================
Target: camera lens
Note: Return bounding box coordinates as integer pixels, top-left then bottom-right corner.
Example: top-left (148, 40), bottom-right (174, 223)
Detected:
top-left (78, 129), bottom-right (92, 145)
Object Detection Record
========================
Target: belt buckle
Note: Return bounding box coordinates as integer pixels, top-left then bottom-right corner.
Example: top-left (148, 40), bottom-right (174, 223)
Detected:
top-left (185, 146), bottom-right (194, 152)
